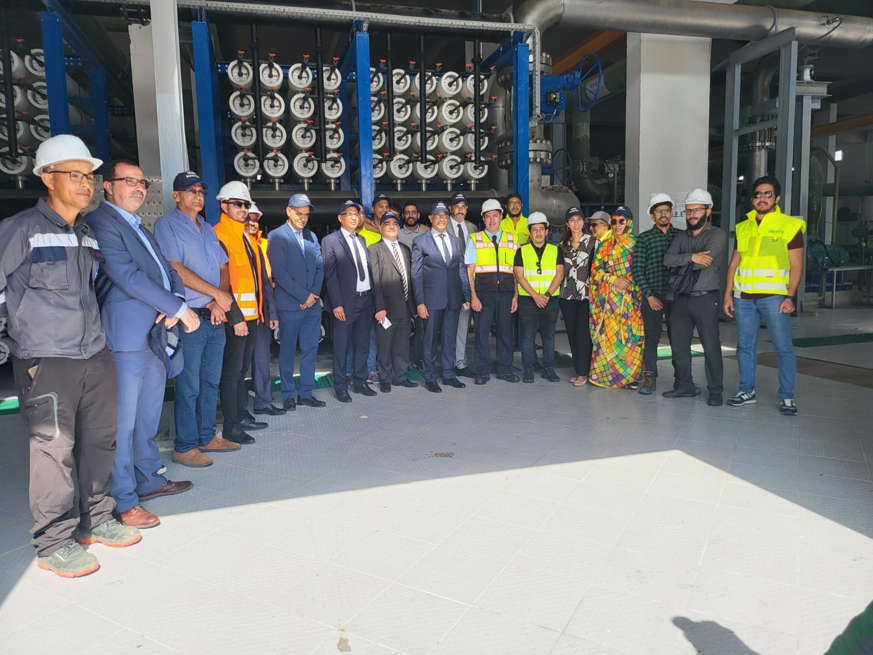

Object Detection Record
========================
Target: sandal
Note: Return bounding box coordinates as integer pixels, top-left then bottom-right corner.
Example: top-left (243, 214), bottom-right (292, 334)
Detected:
top-left (572, 376), bottom-right (588, 387)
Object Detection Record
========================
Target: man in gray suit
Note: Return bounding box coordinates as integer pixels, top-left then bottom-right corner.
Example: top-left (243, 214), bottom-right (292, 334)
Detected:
top-left (369, 211), bottom-right (418, 392)
top-left (448, 193), bottom-right (478, 377)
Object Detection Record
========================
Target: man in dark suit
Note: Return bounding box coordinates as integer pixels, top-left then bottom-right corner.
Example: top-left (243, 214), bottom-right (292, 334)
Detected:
top-left (268, 193), bottom-right (326, 410)
top-left (411, 201), bottom-right (471, 393)
top-left (368, 211), bottom-right (418, 392)
top-left (322, 200), bottom-right (377, 402)
top-left (88, 160), bottom-right (198, 530)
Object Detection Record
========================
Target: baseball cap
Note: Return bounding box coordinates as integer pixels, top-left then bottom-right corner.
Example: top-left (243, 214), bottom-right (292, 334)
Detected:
top-left (565, 207), bottom-right (584, 221)
top-left (288, 193), bottom-right (314, 209)
top-left (173, 171), bottom-right (206, 191)
top-left (381, 211), bottom-right (401, 226)
top-left (339, 199), bottom-right (360, 213)
top-left (374, 192), bottom-right (391, 205)
top-left (449, 192), bottom-right (467, 206)
top-left (431, 201), bottom-right (450, 215)
top-left (613, 206), bottom-right (634, 221)
top-left (588, 210), bottom-right (611, 224)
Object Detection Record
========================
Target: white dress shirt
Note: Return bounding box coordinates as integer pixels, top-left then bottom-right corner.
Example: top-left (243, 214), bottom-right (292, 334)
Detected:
top-left (431, 228), bottom-right (452, 262)
top-left (341, 227), bottom-right (372, 292)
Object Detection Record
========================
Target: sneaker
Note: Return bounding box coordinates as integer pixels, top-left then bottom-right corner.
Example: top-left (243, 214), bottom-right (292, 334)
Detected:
top-left (625, 380), bottom-right (640, 391)
top-left (638, 373), bottom-right (656, 395)
top-left (779, 398), bottom-right (798, 416)
top-left (727, 390), bottom-right (757, 407)
top-left (76, 519), bottom-right (142, 547)
top-left (37, 542), bottom-right (100, 578)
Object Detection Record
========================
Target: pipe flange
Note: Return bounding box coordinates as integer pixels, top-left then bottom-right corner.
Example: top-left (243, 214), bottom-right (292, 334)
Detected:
top-left (529, 138), bottom-right (552, 165)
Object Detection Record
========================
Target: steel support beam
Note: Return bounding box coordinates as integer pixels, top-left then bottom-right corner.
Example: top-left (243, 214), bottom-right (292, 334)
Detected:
top-left (512, 37), bottom-right (529, 215)
top-left (192, 20), bottom-right (221, 224)
top-left (775, 39), bottom-right (798, 211)
top-left (353, 29), bottom-right (373, 213)
top-left (40, 12), bottom-right (71, 136)
top-left (88, 65), bottom-right (110, 162)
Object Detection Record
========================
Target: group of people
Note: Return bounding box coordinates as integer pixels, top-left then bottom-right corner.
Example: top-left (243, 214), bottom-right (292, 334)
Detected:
top-left (0, 133), bottom-right (804, 579)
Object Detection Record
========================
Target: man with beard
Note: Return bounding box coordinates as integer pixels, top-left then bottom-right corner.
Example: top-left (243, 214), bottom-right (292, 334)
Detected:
top-left (662, 188), bottom-right (726, 405)
top-left (88, 160), bottom-right (198, 530)
top-left (448, 193), bottom-right (477, 377)
top-left (398, 201), bottom-right (429, 249)
top-left (500, 192), bottom-right (529, 246)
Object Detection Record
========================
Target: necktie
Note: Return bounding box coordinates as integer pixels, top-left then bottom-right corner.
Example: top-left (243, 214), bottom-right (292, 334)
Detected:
top-left (438, 233), bottom-right (449, 263)
top-left (492, 234), bottom-right (500, 271)
top-left (390, 241), bottom-right (408, 300)
top-left (456, 222), bottom-right (464, 240)
top-left (349, 234), bottom-right (365, 281)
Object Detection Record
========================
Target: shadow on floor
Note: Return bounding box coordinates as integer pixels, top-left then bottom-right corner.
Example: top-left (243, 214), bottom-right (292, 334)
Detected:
top-left (673, 616), bottom-right (762, 654)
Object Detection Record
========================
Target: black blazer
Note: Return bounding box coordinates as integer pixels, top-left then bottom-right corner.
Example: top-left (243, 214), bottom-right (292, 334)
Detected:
top-left (321, 228), bottom-right (374, 311)
top-left (369, 239), bottom-right (415, 320)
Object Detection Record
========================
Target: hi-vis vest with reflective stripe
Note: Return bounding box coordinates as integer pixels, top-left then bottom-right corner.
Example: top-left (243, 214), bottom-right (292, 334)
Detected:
top-left (518, 243), bottom-right (560, 296)
top-left (472, 230), bottom-right (518, 292)
top-left (733, 206), bottom-right (805, 296)
top-left (215, 214), bottom-right (264, 321)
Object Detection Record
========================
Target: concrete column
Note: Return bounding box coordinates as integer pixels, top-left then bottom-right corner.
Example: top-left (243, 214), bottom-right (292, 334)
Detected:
top-left (822, 103), bottom-right (838, 244)
top-left (149, 0), bottom-right (188, 213)
top-left (128, 23), bottom-right (160, 177)
top-left (624, 33), bottom-right (712, 233)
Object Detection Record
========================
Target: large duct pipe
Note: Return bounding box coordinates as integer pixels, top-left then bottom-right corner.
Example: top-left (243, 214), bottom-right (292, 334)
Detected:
top-left (515, 0), bottom-right (873, 48)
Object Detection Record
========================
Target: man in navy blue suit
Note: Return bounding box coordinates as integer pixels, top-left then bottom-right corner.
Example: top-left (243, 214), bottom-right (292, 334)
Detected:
top-left (322, 200), bottom-right (378, 402)
top-left (268, 193), bottom-right (327, 410)
top-left (411, 201), bottom-right (471, 393)
top-left (88, 160), bottom-right (198, 529)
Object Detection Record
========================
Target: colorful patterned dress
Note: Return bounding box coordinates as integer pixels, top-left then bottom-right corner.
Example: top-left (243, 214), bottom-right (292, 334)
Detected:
top-left (588, 229), bottom-right (644, 388)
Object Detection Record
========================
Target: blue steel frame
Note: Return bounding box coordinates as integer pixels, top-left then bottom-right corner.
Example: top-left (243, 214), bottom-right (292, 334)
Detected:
top-left (39, 10), bottom-right (110, 163)
top-left (347, 27), bottom-right (373, 214)
top-left (192, 20), bottom-right (222, 225)
top-left (512, 36), bottom-right (529, 216)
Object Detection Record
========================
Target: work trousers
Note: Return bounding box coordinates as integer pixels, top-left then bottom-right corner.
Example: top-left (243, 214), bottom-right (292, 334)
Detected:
top-left (278, 305), bottom-right (321, 400)
top-left (474, 290), bottom-right (514, 377)
top-left (669, 291), bottom-right (723, 394)
top-left (251, 321), bottom-right (274, 410)
top-left (109, 348), bottom-right (167, 513)
top-left (519, 296), bottom-right (559, 373)
top-left (332, 291), bottom-right (374, 393)
top-left (422, 306), bottom-right (460, 382)
top-left (174, 319), bottom-right (225, 453)
top-left (559, 298), bottom-right (592, 377)
top-left (375, 314), bottom-right (412, 384)
top-left (221, 323), bottom-right (256, 433)
top-left (12, 348), bottom-right (117, 556)
top-left (641, 295), bottom-right (674, 376)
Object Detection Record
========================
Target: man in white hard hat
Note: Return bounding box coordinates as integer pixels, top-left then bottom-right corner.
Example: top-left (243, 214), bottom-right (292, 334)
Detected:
top-left (632, 192), bottom-right (679, 395)
top-left (663, 187), bottom-right (727, 405)
top-left (155, 172), bottom-right (241, 468)
top-left (465, 197), bottom-right (520, 384)
top-left (513, 211), bottom-right (564, 383)
top-left (213, 181), bottom-right (278, 444)
top-left (0, 134), bottom-right (142, 578)
top-left (87, 159), bottom-right (199, 531)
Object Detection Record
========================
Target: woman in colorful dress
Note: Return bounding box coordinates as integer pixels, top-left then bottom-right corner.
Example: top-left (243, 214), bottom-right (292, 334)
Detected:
top-left (559, 207), bottom-right (598, 387)
top-left (588, 207), bottom-right (645, 389)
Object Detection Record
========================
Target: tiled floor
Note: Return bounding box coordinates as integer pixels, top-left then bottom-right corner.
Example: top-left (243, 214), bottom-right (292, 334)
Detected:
top-left (0, 309), bottom-right (871, 654)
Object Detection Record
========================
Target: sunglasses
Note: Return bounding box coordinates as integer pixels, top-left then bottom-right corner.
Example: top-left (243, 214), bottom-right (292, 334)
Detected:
top-left (226, 200), bottom-right (252, 210)
top-left (610, 218), bottom-right (627, 225)
top-left (752, 191), bottom-right (775, 199)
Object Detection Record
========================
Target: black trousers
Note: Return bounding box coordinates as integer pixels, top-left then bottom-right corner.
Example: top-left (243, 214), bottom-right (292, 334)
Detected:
top-left (13, 348), bottom-right (118, 555)
top-left (376, 314), bottom-right (411, 384)
top-left (221, 323), bottom-right (255, 432)
top-left (641, 295), bottom-right (674, 377)
top-left (559, 298), bottom-right (592, 377)
top-left (331, 291), bottom-right (375, 393)
top-left (669, 291), bottom-right (724, 393)
top-left (474, 290), bottom-right (514, 377)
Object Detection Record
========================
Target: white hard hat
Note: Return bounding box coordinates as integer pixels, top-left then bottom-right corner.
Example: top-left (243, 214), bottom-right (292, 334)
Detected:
top-left (248, 201), bottom-right (262, 217)
top-left (527, 211), bottom-right (548, 227)
top-left (648, 192), bottom-right (673, 214)
top-left (216, 180), bottom-right (253, 203)
top-left (32, 134), bottom-right (102, 176)
top-left (480, 198), bottom-right (502, 215)
top-left (685, 188), bottom-right (713, 207)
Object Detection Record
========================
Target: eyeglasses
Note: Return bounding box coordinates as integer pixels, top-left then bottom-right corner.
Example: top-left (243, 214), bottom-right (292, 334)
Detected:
top-left (752, 191), bottom-right (775, 199)
top-left (106, 176), bottom-right (151, 189)
top-left (610, 218), bottom-right (627, 226)
top-left (46, 170), bottom-right (95, 184)
top-left (226, 200), bottom-right (251, 210)
top-left (686, 208), bottom-right (708, 216)
top-left (653, 209), bottom-right (672, 216)
top-left (340, 211), bottom-right (360, 218)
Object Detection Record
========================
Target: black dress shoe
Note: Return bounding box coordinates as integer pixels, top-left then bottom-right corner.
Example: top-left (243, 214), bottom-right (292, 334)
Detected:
top-left (225, 429), bottom-right (255, 445)
top-left (542, 368), bottom-right (560, 382)
top-left (454, 367), bottom-right (475, 379)
top-left (296, 396), bottom-right (326, 408)
top-left (379, 381), bottom-right (391, 393)
top-left (474, 375), bottom-right (489, 385)
top-left (522, 372), bottom-right (534, 383)
top-left (283, 398), bottom-right (296, 411)
top-left (663, 386), bottom-right (701, 398)
top-left (442, 377), bottom-right (465, 389)
top-left (335, 390), bottom-right (352, 403)
top-left (707, 392), bottom-right (723, 406)
top-left (239, 416), bottom-right (268, 430)
top-left (352, 383), bottom-right (377, 396)
top-left (253, 404), bottom-right (286, 416)
top-left (424, 380), bottom-right (442, 393)
top-left (497, 373), bottom-right (520, 383)
top-left (395, 379), bottom-right (418, 388)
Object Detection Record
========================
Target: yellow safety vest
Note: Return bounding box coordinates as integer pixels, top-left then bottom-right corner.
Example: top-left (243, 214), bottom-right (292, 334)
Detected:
top-left (733, 206), bottom-right (805, 296)
top-left (472, 230), bottom-right (517, 274)
top-left (500, 214), bottom-right (529, 245)
top-left (517, 243), bottom-right (560, 296)
top-left (360, 227), bottom-right (382, 246)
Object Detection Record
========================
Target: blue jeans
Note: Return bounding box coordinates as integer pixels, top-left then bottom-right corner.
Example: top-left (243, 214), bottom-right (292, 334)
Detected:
top-left (735, 294), bottom-right (796, 399)
top-left (174, 320), bottom-right (225, 452)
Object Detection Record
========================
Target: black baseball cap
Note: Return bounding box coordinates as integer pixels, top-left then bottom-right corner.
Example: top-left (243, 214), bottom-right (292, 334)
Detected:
top-left (449, 192), bottom-right (467, 206)
top-left (173, 171), bottom-right (206, 191)
top-left (565, 207), bottom-right (584, 221)
top-left (613, 206), bottom-right (634, 221)
top-left (373, 193), bottom-right (391, 205)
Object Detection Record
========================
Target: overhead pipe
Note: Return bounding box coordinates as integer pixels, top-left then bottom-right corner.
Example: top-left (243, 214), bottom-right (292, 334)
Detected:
top-left (514, 0), bottom-right (873, 48)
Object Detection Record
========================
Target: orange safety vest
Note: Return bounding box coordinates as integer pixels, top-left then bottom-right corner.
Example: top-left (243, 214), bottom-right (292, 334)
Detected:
top-left (255, 230), bottom-right (272, 282)
top-left (214, 213), bottom-right (264, 322)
